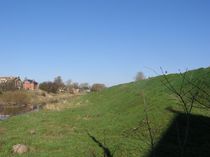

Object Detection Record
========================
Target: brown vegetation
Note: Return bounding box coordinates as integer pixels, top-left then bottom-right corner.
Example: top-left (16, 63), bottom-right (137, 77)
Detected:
top-left (91, 84), bottom-right (106, 92)
top-left (0, 91), bottom-right (31, 105)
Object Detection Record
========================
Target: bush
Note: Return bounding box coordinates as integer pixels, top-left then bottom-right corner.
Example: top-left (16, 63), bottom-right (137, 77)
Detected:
top-left (91, 84), bottom-right (106, 92)
top-left (0, 91), bottom-right (31, 105)
top-left (54, 76), bottom-right (65, 89)
top-left (79, 83), bottom-right (90, 92)
top-left (0, 80), bottom-right (19, 91)
top-left (135, 72), bottom-right (145, 81)
top-left (39, 82), bottom-right (60, 93)
top-left (41, 92), bottom-right (46, 97)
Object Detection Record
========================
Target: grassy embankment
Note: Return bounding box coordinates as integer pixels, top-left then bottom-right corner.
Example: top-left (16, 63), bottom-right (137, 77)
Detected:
top-left (0, 67), bottom-right (209, 157)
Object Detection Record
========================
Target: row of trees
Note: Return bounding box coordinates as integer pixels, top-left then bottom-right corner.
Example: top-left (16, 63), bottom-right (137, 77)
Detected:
top-left (39, 76), bottom-right (106, 94)
top-left (0, 80), bottom-right (18, 92)
top-left (0, 71), bottom-right (145, 93)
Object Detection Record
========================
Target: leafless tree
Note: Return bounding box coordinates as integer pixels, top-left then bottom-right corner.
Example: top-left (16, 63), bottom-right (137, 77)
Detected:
top-left (135, 72), bottom-right (145, 81)
top-left (79, 83), bottom-right (90, 90)
top-left (160, 68), bottom-right (210, 157)
top-left (142, 92), bottom-right (156, 157)
top-left (66, 79), bottom-right (72, 86)
top-left (91, 84), bottom-right (106, 92)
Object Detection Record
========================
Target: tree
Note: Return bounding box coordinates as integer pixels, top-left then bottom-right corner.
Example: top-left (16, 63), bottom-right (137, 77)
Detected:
top-left (54, 76), bottom-right (64, 85)
top-left (72, 82), bottom-right (79, 89)
top-left (0, 80), bottom-right (20, 92)
top-left (160, 68), bottom-right (210, 157)
top-left (66, 79), bottom-right (72, 86)
top-left (79, 83), bottom-right (90, 90)
top-left (39, 81), bottom-right (60, 93)
top-left (135, 72), bottom-right (145, 81)
top-left (91, 84), bottom-right (106, 92)
top-left (53, 76), bottom-right (65, 92)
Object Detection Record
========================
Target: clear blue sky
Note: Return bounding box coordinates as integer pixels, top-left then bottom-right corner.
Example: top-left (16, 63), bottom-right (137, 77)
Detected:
top-left (0, 0), bottom-right (209, 86)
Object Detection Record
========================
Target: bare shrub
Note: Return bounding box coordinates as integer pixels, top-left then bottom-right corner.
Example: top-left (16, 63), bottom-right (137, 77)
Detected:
top-left (135, 72), bottom-right (145, 81)
top-left (0, 80), bottom-right (20, 91)
top-left (39, 82), bottom-right (60, 93)
top-left (91, 84), bottom-right (106, 92)
top-left (160, 68), bottom-right (210, 157)
top-left (0, 91), bottom-right (31, 105)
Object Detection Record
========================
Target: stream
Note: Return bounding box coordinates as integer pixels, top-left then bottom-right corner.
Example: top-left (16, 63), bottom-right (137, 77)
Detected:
top-left (0, 104), bottom-right (42, 120)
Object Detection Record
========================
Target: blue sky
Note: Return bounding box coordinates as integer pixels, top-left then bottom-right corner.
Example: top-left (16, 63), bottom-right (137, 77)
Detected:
top-left (0, 0), bottom-right (209, 86)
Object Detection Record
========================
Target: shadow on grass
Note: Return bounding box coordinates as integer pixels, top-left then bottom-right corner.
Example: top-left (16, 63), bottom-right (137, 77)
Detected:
top-left (147, 112), bottom-right (210, 157)
top-left (88, 133), bottom-right (113, 157)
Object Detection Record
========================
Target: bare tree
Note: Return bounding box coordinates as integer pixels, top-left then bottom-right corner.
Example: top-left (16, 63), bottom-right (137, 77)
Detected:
top-left (54, 76), bottom-right (64, 85)
top-left (141, 92), bottom-right (156, 157)
top-left (135, 72), bottom-right (145, 81)
top-left (160, 68), bottom-right (210, 157)
top-left (72, 82), bottom-right (79, 89)
top-left (91, 84), bottom-right (106, 92)
top-left (66, 79), bottom-right (72, 86)
top-left (79, 83), bottom-right (90, 92)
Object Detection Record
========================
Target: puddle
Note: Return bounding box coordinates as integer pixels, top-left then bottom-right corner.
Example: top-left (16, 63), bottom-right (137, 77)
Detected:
top-left (0, 114), bottom-right (10, 120)
top-left (0, 104), bottom-right (43, 121)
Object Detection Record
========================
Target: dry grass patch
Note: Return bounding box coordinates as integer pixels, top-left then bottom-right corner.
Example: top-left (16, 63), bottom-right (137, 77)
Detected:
top-left (0, 127), bottom-right (6, 134)
top-left (43, 98), bottom-right (87, 111)
top-left (0, 91), bottom-right (31, 105)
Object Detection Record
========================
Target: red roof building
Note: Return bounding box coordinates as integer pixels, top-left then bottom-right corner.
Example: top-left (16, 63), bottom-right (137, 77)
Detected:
top-left (23, 79), bottom-right (38, 90)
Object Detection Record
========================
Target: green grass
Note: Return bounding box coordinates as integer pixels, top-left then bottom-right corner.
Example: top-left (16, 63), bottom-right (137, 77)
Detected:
top-left (0, 67), bottom-right (210, 157)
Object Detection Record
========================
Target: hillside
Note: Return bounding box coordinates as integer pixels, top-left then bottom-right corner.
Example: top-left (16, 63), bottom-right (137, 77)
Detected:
top-left (0, 67), bottom-right (210, 157)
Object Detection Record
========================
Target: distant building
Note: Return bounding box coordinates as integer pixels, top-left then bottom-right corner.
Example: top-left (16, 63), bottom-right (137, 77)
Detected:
top-left (23, 79), bottom-right (38, 90)
top-left (0, 77), bottom-right (22, 90)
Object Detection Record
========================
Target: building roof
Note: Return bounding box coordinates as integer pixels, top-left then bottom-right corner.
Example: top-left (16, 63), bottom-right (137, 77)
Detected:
top-left (24, 79), bottom-right (38, 85)
top-left (0, 77), bottom-right (20, 80)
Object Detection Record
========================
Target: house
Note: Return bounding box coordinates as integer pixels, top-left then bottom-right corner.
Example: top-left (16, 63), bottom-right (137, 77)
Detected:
top-left (23, 79), bottom-right (38, 90)
top-left (0, 77), bottom-right (22, 90)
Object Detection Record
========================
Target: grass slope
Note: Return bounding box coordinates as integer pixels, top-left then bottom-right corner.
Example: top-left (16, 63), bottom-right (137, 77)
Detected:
top-left (0, 67), bottom-right (210, 157)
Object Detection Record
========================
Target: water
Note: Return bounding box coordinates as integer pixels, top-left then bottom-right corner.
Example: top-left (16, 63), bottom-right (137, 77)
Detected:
top-left (0, 104), bottom-right (42, 121)
top-left (0, 114), bottom-right (10, 120)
